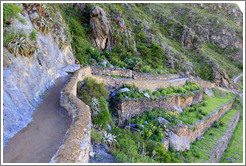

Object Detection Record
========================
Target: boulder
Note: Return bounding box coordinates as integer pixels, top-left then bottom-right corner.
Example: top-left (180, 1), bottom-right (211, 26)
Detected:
top-left (111, 91), bottom-right (117, 97)
top-left (109, 64), bottom-right (115, 68)
top-left (158, 117), bottom-right (170, 125)
top-left (169, 132), bottom-right (190, 151)
top-left (161, 138), bottom-right (170, 151)
top-left (89, 152), bottom-right (95, 158)
top-left (101, 59), bottom-right (108, 67)
top-left (172, 105), bottom-right (183, 113)
top-left (144, 93), bottom-right (150, 98)
top-left (90, 6), bottom-right (111, 50)
top-left (204, 88), bottom-right (215, 97)
top-left (120, 88), bottom-right (130, 93)
top-left (107, 124), bottom-right (111, 131)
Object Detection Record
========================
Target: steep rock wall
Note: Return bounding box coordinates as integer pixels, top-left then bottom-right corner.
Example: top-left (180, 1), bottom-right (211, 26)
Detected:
top-left (3, 4), bottom-right (79, 147)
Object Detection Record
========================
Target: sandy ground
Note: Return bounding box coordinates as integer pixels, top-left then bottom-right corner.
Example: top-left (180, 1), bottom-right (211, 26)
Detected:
top-left (3, 75), bottom-right (72, 163)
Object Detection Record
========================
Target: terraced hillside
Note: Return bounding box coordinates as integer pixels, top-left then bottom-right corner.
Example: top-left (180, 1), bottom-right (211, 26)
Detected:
top-left (2, 2), bottom-right (243, 164)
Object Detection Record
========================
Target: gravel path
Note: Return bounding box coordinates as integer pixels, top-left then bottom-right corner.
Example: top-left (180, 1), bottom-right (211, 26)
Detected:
top-left (233, 73), bottom-right (243, 84)
top-left (3, 75), bottom-right (72, 163)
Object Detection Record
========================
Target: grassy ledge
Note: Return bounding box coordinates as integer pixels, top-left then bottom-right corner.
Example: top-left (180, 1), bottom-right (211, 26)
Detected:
top-left (180, 109), bottom-right (238, 163)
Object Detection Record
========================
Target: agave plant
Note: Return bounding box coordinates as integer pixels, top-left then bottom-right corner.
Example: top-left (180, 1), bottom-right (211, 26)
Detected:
top-left (37, 17), bottom-right (51, 33)
top-left (8, 36), bottom-right (26, 56)
top-left (102, 131), bottom-right (119, 147)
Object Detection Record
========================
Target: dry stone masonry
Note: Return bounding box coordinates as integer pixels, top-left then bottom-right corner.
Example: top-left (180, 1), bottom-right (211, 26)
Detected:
top-left (209, 110), bottom-right (240, 163)
top-left (50, 66), bottom-right (92, 163)
top-left (169, 99), bottom-right (234, 151)
top-left (116, 90), bottom-right (203, 126)
top-left (50, 66), bottom-right (239, 163)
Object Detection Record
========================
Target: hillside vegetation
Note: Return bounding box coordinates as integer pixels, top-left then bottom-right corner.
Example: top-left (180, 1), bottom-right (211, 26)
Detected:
top-left (2, 3), bottom-right (243, 164)
top-left (55, 3), bottom-right (243, 86)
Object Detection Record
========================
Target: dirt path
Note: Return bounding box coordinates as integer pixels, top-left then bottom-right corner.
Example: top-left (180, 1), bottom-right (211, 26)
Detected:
top-left (233, 73), bottom-right (243, 84)
top-left (3, 75), bottom-right (72, 163)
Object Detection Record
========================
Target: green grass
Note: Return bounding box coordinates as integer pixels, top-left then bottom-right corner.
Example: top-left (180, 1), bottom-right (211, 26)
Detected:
top-left (239, 76), bottom-right (243, 92)
top-left (181, 109), bottom-right (238, 163)
top-left (179, 94), bottom-right (233, 125)
top-left (103, 74), bottom-right (131, 79)
top-left (3, 3), bottom-right (25, 27)
top-left (116, 82), bottom-right (201, 100)
top-left (220, 98), bottom-right (243, 163)
top-left (220, 119), bottom-right (243, 163)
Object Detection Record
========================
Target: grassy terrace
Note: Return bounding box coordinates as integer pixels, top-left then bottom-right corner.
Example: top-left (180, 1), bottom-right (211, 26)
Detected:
top-left (179, 93), bottom-right (233, 125)
top-left (128, 91), bottom-right (233, 142)
top-left (181, 109), bottom-right (238, 163)
top-left (102, 74), bottom-right (131, 79)
top-left (220, 119), bottom-right (243, 163)
top-left (116, 81), bottom-right (201, 100)
top-left (220, 98), bottom-right (243, 163)
top-left (126, 88), bottom-right (233, 128)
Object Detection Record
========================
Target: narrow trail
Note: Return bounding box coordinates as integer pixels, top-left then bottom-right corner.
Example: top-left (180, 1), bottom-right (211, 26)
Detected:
top-left (233, 73), bottom-right (243, 84)
top-left (3, 75), bottom-right (72, 163)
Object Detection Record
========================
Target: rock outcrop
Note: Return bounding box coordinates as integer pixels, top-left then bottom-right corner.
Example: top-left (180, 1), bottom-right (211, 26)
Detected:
top-left (90, 6), bottom-right (111, 51)
top-left (3, 4), bottom-right (79, 147)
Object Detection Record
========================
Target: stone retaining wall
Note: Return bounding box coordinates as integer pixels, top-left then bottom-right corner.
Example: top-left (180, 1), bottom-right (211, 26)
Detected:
top-left (50, 66), bottom-right (92, 163)
top-left (92, 75), bottom-right (188, 92)
top-left (50, 66), bottom-right (238, 162)
top-left (116, 90), bottom-right (203, 126)
top-left (91, 66), bottom-right (180, 81)
top-left (170, 98), bottom-right (234, 151)
top-left (132, 71), bottom-right (180, 81)
top-left (189, 78), bottom-right (240, 95)
top-left (91, 66), bottom-right (133, 78)
top-left (210, 110), bottom-right (240, 163)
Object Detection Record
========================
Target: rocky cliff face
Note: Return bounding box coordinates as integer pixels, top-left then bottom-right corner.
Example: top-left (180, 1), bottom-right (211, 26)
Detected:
top-left (90, 6), bottom-right (111, 51)
top-left (103, 4), bottom-right (242, 87)
top-left (3, 2), bottom-right (243, 147)
top-left (3, 4), bottom-right (79, 147)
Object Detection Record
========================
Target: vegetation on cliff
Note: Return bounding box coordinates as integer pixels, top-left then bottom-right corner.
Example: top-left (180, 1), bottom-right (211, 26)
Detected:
top-left (55, 3), bottom-right (243, 87)
top-left (115, 81), bottom-right (201, 99)
top-left (3, 3), bottom-right (243, 163)
top-left (3, 3), bottom-right (243, 87)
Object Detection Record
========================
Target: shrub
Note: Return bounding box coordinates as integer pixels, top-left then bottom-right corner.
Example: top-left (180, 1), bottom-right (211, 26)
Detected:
top-left (78, 77), bottom-right (110, 128)
top-left (152, 91), bottom-right (161, 98)
top-left (152, 142), bottom-right (182, 163)
top-left (237, 62), bottom-right (243, 70)
top-left (30, 29), bottom-right (38, 41)
top-left (124, 57), bottom-right (144, 71)
top-left (212, 121), bottom-right (220, 128)
top-left (140, 65), bottom-right (155, 73)
top-left (3, 28), bottom-right (18, 47)
top-left (94, 108), bottom-right (111, 128)
top-left (79, 77), bottom-right (108, 104)
top-left (201, 101), bottom-right (208, 106)
top-left (196, 112), bottom-right (203, 120)
top-left (91, 128), bottom-right (103, 145)
top-left (190, 145), bottom-right (201, 158)
top-left (152, 143), bottom-right (171, 163)
top-left (3, 3), bottom-right (25, 27)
